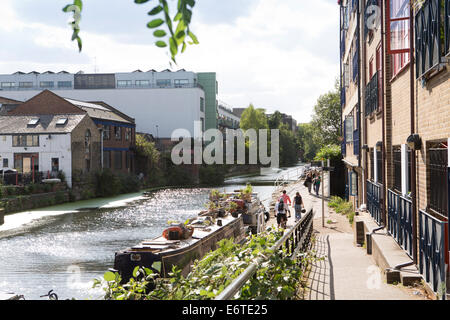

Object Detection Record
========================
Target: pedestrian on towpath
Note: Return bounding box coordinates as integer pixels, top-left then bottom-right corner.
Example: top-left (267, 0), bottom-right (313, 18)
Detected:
top-left (314, 174), bottom-right (321, 196)
top-left (280, 190), bottom-right (292, 218)
top-left (294, 192), bottom-right (304, 221)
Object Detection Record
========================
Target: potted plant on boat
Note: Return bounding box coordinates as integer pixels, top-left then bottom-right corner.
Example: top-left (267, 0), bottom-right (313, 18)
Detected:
top-left (240, 184), bottom-right (253, 202)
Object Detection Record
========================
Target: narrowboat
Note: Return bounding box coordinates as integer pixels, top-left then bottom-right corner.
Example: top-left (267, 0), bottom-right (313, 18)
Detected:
top-left (113, 190), bottom-right (268, 282)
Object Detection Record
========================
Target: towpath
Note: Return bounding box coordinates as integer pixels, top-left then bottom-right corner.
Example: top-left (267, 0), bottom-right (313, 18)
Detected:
top-left (267, 173), bottom-right (428, 300)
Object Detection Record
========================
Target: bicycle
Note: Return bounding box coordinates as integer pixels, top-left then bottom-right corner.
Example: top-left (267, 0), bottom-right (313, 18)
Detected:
top-left (40, 290), bottom-right (58, 300)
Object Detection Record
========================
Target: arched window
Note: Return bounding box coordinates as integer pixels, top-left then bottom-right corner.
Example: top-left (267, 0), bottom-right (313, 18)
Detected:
top-left (85, 130), bottom-right (91, 154)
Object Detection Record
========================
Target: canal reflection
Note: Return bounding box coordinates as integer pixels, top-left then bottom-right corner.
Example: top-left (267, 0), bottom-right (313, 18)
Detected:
top-left (0, 164), bottom-right (305, 300)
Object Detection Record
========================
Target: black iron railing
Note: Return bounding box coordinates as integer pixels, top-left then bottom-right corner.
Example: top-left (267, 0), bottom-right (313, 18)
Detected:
top-left (387, 189), bottom-right (413, 258)
top-left (215, 209), bottom-right (314, 300)
top-left (429, 148), bottom-right (448, 217)
top-left (415, 0), bottom-right (444, 79)
top-left (365, 72), bottom-right (378, 116)
top-left (1, 171), bottom-right (60, 185)
top-left (367, 180), bottom-right (382, 226)
top-left (418, 209), bottom-right (448, 298)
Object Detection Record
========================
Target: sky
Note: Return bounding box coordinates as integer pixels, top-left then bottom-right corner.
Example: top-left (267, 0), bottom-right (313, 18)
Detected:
top-left (0, 0), bottom-right (340, 124)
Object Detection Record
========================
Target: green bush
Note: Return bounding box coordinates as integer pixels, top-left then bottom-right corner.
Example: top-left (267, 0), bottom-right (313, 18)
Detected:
top-left (328, 196), bottom-right (355, 225)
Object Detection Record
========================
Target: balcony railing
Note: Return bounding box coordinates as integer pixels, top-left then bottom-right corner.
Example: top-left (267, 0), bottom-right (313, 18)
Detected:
top-left (364, 71), bottom-right (378, 116)
top-left (367, 180), bottom-right (382, 226)
top-left (387, 189), bottom-right (413, 258)
top-left (415, 0), bottom-right (445, 79)
top-left (418, 209), bottom-right (448, 298)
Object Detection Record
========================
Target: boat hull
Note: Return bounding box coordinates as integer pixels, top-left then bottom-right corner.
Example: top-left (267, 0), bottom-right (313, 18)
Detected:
top-left (114, 216), bottom-right (245, 282)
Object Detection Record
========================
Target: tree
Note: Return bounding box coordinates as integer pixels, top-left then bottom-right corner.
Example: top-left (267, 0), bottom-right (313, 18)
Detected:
top-left (268, 111), bottom-right (283, 130)
top-left (297, 123), bottom-right (319, 162)
top-left (135, 134), bottom-right (163, 185)
top-left (63, 0), bottom-right (199, 63)
top-left (310, 79), bottom-right (341, 147)
top-left (239, 104), bottom-right (269, 131)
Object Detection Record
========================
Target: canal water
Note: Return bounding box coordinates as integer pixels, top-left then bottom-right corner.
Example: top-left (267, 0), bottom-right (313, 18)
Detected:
top-left (0, 164), bottom-right (305, 300)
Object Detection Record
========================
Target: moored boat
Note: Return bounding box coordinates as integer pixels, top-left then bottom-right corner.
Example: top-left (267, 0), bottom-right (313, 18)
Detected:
top-left (113, 188), bottom-right (267, 282)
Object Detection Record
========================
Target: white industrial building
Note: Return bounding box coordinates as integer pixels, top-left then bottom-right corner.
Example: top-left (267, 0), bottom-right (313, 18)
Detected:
top-left (0, 70), bottom-right (210, 138)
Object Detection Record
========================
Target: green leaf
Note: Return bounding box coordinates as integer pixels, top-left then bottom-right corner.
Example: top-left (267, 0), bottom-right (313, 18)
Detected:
top-left (132, 266), bottom-right (140, 278)
top-left (104, 271), bottom-right (116, 282)
top-left (148, 6), bottom-right (163, 16)
top-left (135, 0), bottom-right (151, 3)
top-left (153, 30), bottom-right (167, 37)
top-left (147, 19), bottom-right (165, 29)
top-left (188, 31), bottom-right (199, 44)
top-left (155, 40), bottom-right (167, 48)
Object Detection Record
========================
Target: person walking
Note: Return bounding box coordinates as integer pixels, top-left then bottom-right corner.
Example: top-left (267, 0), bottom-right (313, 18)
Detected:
top-left (304, 172), bottom-right (313, 194)
top-left (314, 174), bottom-right (321, 196)
top-left (294, 192), bottom-right (304, 221)
top-left (275, 198), bottom-right (287, 229)
top-left (280, 190), bottom-right (292, 218)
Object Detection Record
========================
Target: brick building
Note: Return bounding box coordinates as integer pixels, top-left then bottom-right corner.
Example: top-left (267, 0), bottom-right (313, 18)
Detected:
top-left (339, 0), bottom-right (449, 297)
top-left (0, 90), bottom-right (102, 187)
top-left (64, 99), bottom-right (136, 174)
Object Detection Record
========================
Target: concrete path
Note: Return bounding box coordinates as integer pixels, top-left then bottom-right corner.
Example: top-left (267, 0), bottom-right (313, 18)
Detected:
top-left (268, 173), bottom-right (427, 300)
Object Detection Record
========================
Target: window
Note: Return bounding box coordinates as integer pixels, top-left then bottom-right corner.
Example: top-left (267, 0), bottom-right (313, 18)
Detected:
top-left (3, 158), bottom-right (8, 168)
top-left (40, 81), bottom-right (54, 88)
top-left (12, 135), bottom-right (39, 147)
top-left (200, 118), bottom-right (205, 132)
top-left (156, 79), bottom-right (171, 87)
top-left (393, 147), bottom-right (402, 192)
top-left (135, 80), bottom-right (150, 87)
top-left (387, 0), bottom-right (410, 53)
top-left (103, 150), bottom-right (111, 169)
top-left (428, 142), bottom-right (448, 217)
top-left (370, 149), bottom-right (374, 181)
top-left (56, 118), bottom-right (68, 126)
top-left (114, 126), bottom-right (122, 140)
top-left (125, 128), bottom-right (131, 141)
top-left (85, 130), bottom-right (91, 154)
top-left (28, 118), bottom-right (40, 126)
top-left (126, 151), bottom-right (131, 169)
top-left (174, 79), bottom-right (189, 87)
top-left (1, 82), bottom-right (15, 89)
top-left (51, 158), bottom-right (59, 172)
top-left (117, 80), bottom-right (133, 88)
top-left (376, 150), bottom-right (382, 184)
top-left (19, 82), bottom-right (33, 89)
top-left (103, 125), bottom-right (111, 140)
top-left (114, 151), bottom-right (122, 170)
top-left (200, 97), bottom-right (205, 112)
top-left (57, 81), bottom-right (72, 88)
top-left (345, 116), bottom-right (354, 143)
top-left (387, 0), bottom-right (410, 77)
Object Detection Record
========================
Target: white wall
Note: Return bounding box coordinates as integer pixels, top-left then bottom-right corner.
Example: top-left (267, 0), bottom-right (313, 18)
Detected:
top-left (1, 88), bottom-right (205, 138)
top-left (0, 134), bottom-right (73, 187)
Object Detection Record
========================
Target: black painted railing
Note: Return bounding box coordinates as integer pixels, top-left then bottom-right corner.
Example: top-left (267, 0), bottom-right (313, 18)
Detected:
top-left (387, 189), bottom-right (413, 258)
top-left (367, 180), bottom-right (382, 226)
top-left (364, 72), bottom-right (378, 116)
top-left (215, 209), bottom-right (314, 300)
top-left (418, 210), bottom-right (448, 299)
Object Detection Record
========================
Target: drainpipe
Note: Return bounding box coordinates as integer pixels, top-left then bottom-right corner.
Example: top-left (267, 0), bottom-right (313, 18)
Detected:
top-left (357, 0), bottom-right (362, 209)
top-left (409, 3), bottom-right (418, 266)
top-left (380, 0), bottom-right (387, 227)
top-left (100, 128), bottom-right (104, 170)
top-left (361, 0), bottom-right (369, 206)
